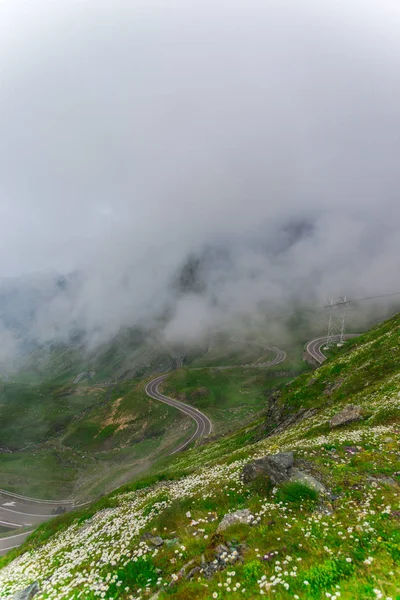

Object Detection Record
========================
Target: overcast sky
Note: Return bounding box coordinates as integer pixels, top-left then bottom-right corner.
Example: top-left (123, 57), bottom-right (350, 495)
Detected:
top-left (1, 0), bottom-right (400, 346)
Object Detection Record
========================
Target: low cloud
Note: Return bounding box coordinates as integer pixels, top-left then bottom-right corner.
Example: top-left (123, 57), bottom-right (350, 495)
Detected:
top-left (1, 0), bottom-right (400, 354)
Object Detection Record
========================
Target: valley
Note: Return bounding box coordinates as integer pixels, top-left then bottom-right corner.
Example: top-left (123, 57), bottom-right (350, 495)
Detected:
top-left (0, 312), bottom-right (399, 598)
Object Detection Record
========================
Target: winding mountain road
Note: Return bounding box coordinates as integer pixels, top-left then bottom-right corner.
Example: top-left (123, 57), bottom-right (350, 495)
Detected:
top-left (306, 334), bottom-right (360, 365)
top-left (241, 345), bottom-right (287, 368)
top-left (192, 344), bottom-right (287, 370)
top-left (145, 375), bottom-right (213, 454)
top-left (0, 343), bottom-right (284, 555)
top-left (144, 344), bottom-right (287, 453)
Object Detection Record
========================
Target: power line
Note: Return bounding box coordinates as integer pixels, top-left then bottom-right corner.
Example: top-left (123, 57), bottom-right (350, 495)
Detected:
top-left (323, 290), bottom-right (400, 308)
top-left (267, 290), bottom-right (400, 324)
top-left (346, 291), bottom-right (400, 304)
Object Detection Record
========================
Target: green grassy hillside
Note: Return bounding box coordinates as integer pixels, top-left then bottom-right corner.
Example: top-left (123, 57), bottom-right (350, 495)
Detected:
top-left (1, 313), bottom-right (399, 599)
top-left (0, 379), bottom-right (192, 499)
top-left (14, 329), bottom-right (178, 385)
top-left (0, 330), bottom-right (303, 498)
top-left (163, 368), bottom-right (296, 434)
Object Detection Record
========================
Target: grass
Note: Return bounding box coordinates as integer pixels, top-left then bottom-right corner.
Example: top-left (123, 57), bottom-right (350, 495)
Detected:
top-left (1, 313), bottom-right (400, 599)
top-left (163, 368), bottom-right (294, 433)
top-left (189, 335), bottom-right (269, 368)
top-left (274, 481), bottom-right (319, 506)
top-left (0, 381), bottom-right (105, 450)
top-left (0, 376), bottom-right (195, 499)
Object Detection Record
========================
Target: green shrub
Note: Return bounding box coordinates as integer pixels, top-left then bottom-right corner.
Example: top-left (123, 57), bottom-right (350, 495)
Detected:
top-left (242, 559), bottom-right (265, 585)
top-left (275, 481), bottom-right (319, 506)
top-left (383, 529), bottom-right (400, 562)
top-left (301, 557), bottom-right (354, 594)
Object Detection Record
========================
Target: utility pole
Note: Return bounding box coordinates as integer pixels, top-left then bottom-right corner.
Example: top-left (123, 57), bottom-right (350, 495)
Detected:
top-left (324, 296), bottom-right (348, 349)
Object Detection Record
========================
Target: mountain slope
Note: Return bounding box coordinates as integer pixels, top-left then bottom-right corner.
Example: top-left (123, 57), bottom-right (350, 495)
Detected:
top-left (1, 314), bottom-right (399, 599)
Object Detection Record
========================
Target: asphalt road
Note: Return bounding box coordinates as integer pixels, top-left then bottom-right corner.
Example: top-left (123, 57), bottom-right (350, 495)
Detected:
top-left (192, 345), bottom-right (287, 370)
top-left (0, 491), bottom-right (74, 555)
top-left (0, 530), bottom-right (33, 555)
top-left (306, 334), bottom-right (360, 364)
top-left (240, 345), bottom-right (287, 368)
top-left (145, 375), bottom-right (213, 454)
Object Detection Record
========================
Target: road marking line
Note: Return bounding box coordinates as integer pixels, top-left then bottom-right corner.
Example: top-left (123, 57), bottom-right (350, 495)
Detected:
top-left (0, 520), bottom-right (22, 528)
top-left (0, 543), bottom-right (24, 552)
top-left (0, 530), bottom-right (33, 540)
top-left (0, 507), bottom-right (54, 517)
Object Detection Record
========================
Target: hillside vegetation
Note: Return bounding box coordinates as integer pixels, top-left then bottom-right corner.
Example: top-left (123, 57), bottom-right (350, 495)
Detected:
top-left (0, 336), bottom-right (297, 499)
top-left (1, 314), bottom-right (400, 599)
top-left (0, 380), bottom-right (191, 499)
top-left (163, 368), bottom-right (297, 434)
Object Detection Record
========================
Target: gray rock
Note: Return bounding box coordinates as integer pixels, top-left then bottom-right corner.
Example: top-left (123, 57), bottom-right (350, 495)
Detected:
top-left (13, 582), bottom-right (40, 600)
top-left (186, 566), bottom-right (201, 580)
top-left (214, 544), bottom-right (230, 560)
top-left (185, 542), bottom-right (246, 581)
top-left (268, 452), bottom-right (294, 470)
top-left (330, 405), bottom-right (362, 428)
top-left (324, 378), bottom-right (344, 397)
top-left (367, 475), bottom-right (398, 487)
top-left (216, 509), bottom-right (253, 532)
top-left (141, 533), bottom-right (164, 547)
top-left (176, 558), bottom-right (196, 581)
top-left (241, 452), bottom-right (294, 485)
top-left (199, 543), bottom-right (244, 578)
top-left (290, 468), bottom-right (327, 494)
top-left (200, 561), bottom-right (218, 579)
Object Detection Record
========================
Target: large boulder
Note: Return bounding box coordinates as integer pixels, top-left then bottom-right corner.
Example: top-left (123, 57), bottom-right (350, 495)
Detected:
top-left (241, 452), bottom-right (294, 485)
top-left (330, 405), bottom-right (362, 428)
top-left (13, 583), bottom-right (40, 600)
top-left (242, 451), bottom-right (328, 497)
top-left (216, 509), bottom-right (253, 532)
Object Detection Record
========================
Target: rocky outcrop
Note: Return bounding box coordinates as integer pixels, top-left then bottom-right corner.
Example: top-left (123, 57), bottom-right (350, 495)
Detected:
top-left (241, 451), bottom-right (328, 495)
top-left (323, 378), bottom-right (344, 396)
top-left (330, 405), bottom-right (362, 428)
top-left (198, 542), bottom-right (246, 578)
top-left (241, 452), bottom-right (294, 485)
top-left (170, 540), bottom-right (246, 584)
top-left (13, 582), bottom-right (40, 600)
top-left (216, 508), bottom-right (253, 532)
